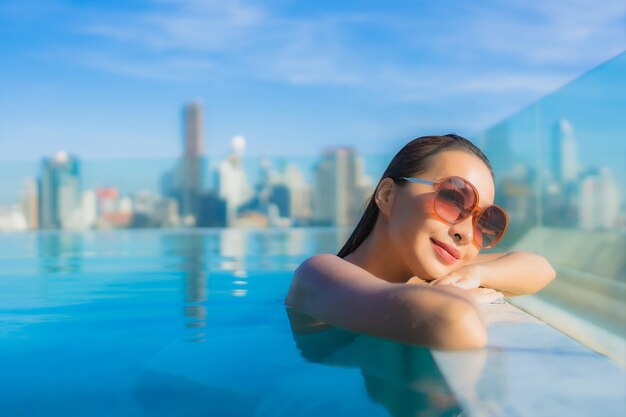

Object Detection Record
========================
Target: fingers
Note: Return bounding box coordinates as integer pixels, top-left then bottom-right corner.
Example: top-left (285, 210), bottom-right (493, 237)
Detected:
top-left (406, 276), bottom-right (427, 285)
top-left (430, 275), bottom-right (479, 290)
top-left (468, 288), bottom-right (504, 304)
top-left (453, 279), bottom-right (480, 290)
top-left (429, 276), bottom-right (459, 286)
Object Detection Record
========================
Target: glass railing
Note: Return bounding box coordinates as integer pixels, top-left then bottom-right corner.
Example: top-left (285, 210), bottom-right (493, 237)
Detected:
top-left (478, 51), bottom-right (626, 362)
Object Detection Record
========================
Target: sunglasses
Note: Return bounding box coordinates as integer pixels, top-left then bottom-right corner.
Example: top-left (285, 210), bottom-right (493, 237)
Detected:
top-left (399, 176), bottom-right (509, 249)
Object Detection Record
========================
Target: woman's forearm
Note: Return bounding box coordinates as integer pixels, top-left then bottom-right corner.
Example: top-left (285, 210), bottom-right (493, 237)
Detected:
top-left (476, 251), bottom-right (556, 296)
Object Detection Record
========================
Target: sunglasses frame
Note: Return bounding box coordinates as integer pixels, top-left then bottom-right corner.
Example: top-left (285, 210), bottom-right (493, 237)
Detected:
top-left (399, 176), bottom-right (509, 249)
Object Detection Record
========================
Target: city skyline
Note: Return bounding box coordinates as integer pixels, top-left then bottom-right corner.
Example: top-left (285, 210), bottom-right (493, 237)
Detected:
top-left (0, 102), bottom-right (623, 233)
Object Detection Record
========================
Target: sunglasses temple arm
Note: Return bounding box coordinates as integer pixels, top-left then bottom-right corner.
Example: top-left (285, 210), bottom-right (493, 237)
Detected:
top-left (399, 177), bottom-right (435, 185)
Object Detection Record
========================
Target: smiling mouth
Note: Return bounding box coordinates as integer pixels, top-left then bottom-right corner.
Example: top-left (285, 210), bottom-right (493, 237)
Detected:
top-left (430, 238), bottom-right (460, 260)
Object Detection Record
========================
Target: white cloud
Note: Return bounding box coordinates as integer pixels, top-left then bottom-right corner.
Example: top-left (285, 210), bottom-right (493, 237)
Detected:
top-left (458, 0), bottom-right (626, 66)
top-left (58, 0), bottom-right (626, 129)
top-left (459, 72), bottom-right (578, 94)
top-left (61, 49), bottom-right (215, 81)
top-left (79, 0), bottom-right (265, 52)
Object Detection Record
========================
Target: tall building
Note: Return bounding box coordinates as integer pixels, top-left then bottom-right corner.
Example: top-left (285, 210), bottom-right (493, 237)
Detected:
top-left (313, 147), bottom-right (373, 226)
top-left (216, 136), bottom-right (253, 226)
top-left (20, 178), bottom-right (39, 229)
top-left (180, 102), bottom-right (206, 222)
top-left (184, 102), bottom-right (204, 158)
top-left (579, 168), bottom-right (620, 230)
top-left (281, 163), bottom-right (311, 224)
top-left (38, 151), bottom-right (81, 230)
top-left (81, 190), bottom-right (97, 229)
top-left (552, 118), bottom-right (579, 184)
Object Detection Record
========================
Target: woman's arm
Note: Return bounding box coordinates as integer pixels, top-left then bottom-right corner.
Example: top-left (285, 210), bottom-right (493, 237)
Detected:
top-left (432, 251), bottom-right (556, 296)
top-left (286, 254), bottom-right (488, 350)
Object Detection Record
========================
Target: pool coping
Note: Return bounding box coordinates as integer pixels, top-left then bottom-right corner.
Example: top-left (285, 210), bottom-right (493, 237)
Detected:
top-left (431, 301), bottom-right (626, 417)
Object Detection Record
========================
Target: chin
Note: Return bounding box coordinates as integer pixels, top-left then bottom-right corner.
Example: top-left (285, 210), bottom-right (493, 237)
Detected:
top-left (426, 261), bottom-right (459, 280)
top-left (429, 269), bottom-right (449, 280)
top-left (417, 262), bottom-right (448, 280)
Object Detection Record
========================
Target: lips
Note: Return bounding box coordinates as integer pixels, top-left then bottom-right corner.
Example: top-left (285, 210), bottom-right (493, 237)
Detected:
top-left (430, 238), bottom-right (461, 263)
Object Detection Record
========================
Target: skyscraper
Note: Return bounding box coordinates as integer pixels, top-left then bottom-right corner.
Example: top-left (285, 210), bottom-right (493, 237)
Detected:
top-left (180, 102), bottom-right (205, 222)
top-left (216, 136), bottom-right (253, 226)
top-left (579, 168), bottom-right (620, 230)
top-left (184, 102), bottom-right (204, 158)
top-left (20, 178), bottom-right (39, 229)
top-left (38, 151), bottom-right (81, 229)
top-left (281, 162), bottom-right (311, 224)
top-left (552, 118), bottom-right (579, 184)
top-left (313, 147), bottom-right (372, 226)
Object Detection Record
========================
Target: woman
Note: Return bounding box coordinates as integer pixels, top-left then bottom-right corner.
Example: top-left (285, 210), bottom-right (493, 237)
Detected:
top-left (285, 134), bottom-right (555, 350)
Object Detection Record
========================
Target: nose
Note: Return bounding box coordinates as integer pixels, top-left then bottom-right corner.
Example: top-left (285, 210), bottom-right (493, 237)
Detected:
top-left (448, 216), bottom-right (474, 246)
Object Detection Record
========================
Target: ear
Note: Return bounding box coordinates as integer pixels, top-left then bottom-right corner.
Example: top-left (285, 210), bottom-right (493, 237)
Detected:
top-left (375, 178), bottom-right (396, 216)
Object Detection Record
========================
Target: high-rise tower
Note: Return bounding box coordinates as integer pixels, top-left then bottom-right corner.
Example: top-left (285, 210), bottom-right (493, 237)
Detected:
top-left (38, 151), bottom-right (81, 229)
top-left (579, 168), bottom-right (620, 230)
top-left (180, 102), bottom-right (205, 222)
top-left (184, 102), bottom-right (204, 158)
top-left (217, 136), bottom-right (253, 226)
top-left (20, 178), bottom-right (39, 229)
top-left (552, 118), bottom-right (579, 184)
top-left (313, 147), bottom-right (373, 226)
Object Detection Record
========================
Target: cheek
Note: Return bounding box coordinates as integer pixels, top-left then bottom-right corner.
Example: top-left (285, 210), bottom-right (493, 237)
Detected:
top-left (389, 197), bottom-right (429, 239)
top-left (388, 210), bottom-right (416, 244)
top-left (389, 206), bottom-right (440, 255)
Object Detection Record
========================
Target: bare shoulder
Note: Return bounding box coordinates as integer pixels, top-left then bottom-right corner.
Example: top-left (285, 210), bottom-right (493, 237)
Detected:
top-left (294, 254), bottom-right (379, 283)
top-left (287, 254), bottom-right (385, 308)
top-left (296, 253), bottom-right (345, 273)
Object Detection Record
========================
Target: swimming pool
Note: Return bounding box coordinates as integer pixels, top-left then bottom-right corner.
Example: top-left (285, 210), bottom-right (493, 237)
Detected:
top-left (0, 228), bottom-right (464, 417)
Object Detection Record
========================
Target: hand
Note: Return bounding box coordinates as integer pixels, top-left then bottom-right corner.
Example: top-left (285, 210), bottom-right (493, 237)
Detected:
top-left (467, 287), bottom-right (504, 304)
top-left (428, 265), bottom-right (482, 290)
top-left (406, 276), bottom-right (428, 285)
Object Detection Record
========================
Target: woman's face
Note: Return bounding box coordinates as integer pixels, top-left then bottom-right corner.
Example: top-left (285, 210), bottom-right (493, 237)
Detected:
top-left (388, 150), bottom-right (495, 280)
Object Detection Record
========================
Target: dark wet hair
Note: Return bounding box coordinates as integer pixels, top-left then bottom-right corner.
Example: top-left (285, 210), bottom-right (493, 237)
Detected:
top-left (337, 134), bottom-right (493, 258)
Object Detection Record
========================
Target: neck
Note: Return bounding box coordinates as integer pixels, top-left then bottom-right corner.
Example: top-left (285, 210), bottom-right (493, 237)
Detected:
top-left (344, 218), bottom-right (414, 283)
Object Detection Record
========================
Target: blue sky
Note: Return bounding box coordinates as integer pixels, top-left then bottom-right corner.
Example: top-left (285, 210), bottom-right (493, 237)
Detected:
top-left (0, 0), bottom-right (625, 161)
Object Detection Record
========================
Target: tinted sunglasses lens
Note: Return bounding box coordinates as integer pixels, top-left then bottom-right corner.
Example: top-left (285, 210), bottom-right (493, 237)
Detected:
top-left (477, 206), bottom-right (507, 247)
top-left (435, 177), bottom-right (476, 222)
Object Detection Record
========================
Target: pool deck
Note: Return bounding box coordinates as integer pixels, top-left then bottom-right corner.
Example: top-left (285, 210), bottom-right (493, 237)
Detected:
top-left (431, 301), bottom-right (626, 417)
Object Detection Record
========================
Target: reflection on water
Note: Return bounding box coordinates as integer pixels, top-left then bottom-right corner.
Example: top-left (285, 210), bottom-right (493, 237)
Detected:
top-left (155, 228), bottom-right (354, 341)
top-left (38, 232), bottom-right (84, 274)
top-left (286, 308), bottom-right (463, 417)
top-left (160, 232), bottom-right (208, 341)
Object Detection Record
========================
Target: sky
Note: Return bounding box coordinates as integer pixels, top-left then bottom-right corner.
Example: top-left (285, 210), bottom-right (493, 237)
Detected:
top-left (0, 0), bottom-right (625, 162)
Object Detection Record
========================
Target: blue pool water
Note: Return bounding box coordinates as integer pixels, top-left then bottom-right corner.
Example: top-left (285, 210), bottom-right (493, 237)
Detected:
top-left (0, 229), bottom-right (462, 417)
